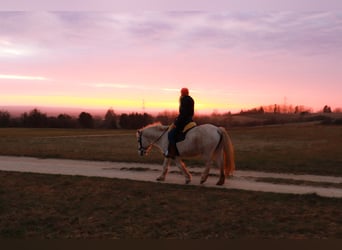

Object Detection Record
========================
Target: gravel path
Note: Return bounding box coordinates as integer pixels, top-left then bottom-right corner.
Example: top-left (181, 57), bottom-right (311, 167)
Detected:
top-left (0, 156), bottom-right (341, 198)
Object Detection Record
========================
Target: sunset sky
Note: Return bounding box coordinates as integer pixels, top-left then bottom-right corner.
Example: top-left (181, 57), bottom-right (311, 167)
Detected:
top-left (1, 3), bottom-right (341, 114)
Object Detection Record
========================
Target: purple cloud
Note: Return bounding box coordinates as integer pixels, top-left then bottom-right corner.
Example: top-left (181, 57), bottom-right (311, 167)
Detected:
top-left (0, 11), bottom-right (341, 61)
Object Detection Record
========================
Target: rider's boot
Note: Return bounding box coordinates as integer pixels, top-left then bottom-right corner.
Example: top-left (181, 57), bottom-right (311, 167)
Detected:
top-left (165, 143), bottom-right (177, 159)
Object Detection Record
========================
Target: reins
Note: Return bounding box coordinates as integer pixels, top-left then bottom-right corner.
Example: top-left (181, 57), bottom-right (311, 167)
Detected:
top-left (138, 126), bottom-right (169, 154)
top-left (151, 127), bottom-right (169, 145)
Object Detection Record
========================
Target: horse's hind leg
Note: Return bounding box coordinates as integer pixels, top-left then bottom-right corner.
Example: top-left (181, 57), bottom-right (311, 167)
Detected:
top-left (200, 159), bottom-right (212, 184)
top-left (216, 168), bottom-right (225, 185)
top-left (175, 159), bottom-right (192, 184)
top-left (215, 152), bottom-right (225, 185)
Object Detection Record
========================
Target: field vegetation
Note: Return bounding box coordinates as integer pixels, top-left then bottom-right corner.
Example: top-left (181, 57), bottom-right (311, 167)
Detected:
top-left (0, 123), bottom-right (341, 176)
top-left (0, 121), bottom-right (341, 239)
top-left (0, 171), bottom-right (341, 239)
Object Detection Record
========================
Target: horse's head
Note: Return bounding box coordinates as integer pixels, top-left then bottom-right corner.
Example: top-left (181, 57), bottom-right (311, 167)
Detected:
top-left (136, 123), bottom-right (169, 156)
top-left (136, 129), bottom-right (152, 156)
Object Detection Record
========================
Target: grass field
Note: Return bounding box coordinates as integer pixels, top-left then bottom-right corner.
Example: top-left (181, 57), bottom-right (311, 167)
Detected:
top-left (0, 123), bottom-right (341, 176)
top-left (0, 171), bottom-right (341, 239)
top-left (0, 124), bottom-right (341, 239)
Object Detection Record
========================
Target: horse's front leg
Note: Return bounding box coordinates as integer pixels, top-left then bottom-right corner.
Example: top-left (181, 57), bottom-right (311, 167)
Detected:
top-left (175, 159), bottom-right (192, 184)
top-left (156, 158), bottom-right (171, 181)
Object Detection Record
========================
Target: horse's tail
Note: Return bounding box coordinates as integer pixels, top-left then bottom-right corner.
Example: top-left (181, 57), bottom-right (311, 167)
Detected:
top-left (218, 127), bottom-right (235, 176)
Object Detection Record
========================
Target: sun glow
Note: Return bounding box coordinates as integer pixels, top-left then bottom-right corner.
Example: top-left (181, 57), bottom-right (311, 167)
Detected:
top-left (0, 12), bottom-right (341, 114)
top-left (2, 95), bottom-right (134, 106)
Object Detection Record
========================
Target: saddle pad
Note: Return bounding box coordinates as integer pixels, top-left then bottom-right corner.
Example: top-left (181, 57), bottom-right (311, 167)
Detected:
top-left (182, 121), bottom-right (197, 133)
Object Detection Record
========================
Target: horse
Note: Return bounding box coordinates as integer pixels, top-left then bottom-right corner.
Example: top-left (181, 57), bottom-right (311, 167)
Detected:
top-left (136, 122), bottom-right (235, 185)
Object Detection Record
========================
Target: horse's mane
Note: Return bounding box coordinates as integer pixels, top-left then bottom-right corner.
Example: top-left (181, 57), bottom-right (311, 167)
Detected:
top-left (141, 122), bottom-right (169, 131)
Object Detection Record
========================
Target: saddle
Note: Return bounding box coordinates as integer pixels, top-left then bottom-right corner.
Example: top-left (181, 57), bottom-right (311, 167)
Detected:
top-left (175, 121), bottom-right (197, 143)
top-left (165, 121), bottom-right (196, 158)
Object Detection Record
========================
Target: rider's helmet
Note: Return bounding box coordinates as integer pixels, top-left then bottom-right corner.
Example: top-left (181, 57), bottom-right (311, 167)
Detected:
top-left (181, 87), bottom-right (189, 96)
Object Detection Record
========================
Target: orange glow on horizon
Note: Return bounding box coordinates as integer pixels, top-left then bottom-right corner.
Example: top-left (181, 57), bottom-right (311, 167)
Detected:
top-left (0, 94), bottom-right (255, 115)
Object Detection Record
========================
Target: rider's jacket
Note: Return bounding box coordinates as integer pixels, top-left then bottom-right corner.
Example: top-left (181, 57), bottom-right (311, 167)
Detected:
top-left (174, 95), bottom-right (194, 131)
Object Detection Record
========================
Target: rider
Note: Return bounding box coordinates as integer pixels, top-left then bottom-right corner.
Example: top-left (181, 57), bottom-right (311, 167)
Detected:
top-left (165, 87), bottom-right (195, 158)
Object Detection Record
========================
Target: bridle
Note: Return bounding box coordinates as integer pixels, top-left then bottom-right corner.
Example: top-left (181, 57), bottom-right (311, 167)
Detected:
top-left (137, 128), bottom-right (168, 156)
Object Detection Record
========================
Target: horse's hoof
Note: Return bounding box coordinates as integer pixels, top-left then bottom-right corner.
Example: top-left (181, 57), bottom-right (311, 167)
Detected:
top-left (200, 180), bottom-right (206, 184)
top-left (185, 180), bottom-right (191, 184)
top-left (156, 177), bottom-right (165, 182)
top-left (216, 180), bottom-right (225, 186)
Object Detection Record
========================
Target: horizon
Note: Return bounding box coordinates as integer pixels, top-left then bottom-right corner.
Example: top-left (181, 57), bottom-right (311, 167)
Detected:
top-left (1, 102), bottom-right (339, 118)
top-left (1, 10), bottom-right (341, 113)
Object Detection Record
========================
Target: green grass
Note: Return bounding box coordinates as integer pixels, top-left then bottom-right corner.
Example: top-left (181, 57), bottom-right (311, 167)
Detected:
top-left (0, 171), bottom-right (341, 239)
top-left (0, 124), bottom-right (341, 176)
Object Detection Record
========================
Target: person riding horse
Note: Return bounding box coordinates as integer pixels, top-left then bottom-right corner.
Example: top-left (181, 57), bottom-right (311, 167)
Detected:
top-left (165, 87), bottom-right (195, 158)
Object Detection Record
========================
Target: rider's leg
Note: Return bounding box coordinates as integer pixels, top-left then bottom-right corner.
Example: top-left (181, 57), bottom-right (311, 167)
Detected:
top-left (165, 128), bottom-right (177, 158)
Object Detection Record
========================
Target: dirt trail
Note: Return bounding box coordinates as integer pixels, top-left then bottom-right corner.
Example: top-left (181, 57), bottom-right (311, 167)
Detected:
top-left (0, 156), bottom-right (341, 198)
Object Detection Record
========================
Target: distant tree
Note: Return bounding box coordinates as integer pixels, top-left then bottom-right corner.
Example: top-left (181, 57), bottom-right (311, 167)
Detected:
top-left (119, 112), bottom-right (153, 129)
top-left (334, 107), bottom-right (342, 113)
top-left (119, 113), bottom-right (129, 129)
top-left (21, 108), bottom-right (48, 127)
top-left (294, 106), bottom-right (299, 114)
top-left (104, 108), bottom-right (118, 129)
top-left (273, 104), bottom-right (280, 114)
top-left (323, 105), bottom-right (332, 113)
top-left (294, 105), bottom-right (312, 114)
top-left (78, 112), bottom-right (94, 128)
top-left (288, 105), bottom-right (294, 114)
top-left (155, 110), bottom-right (177, 125)
top-left (141, 112), bottom-right (154, 127)
top-left (0, 110), bottom-right (10, 127)
top-left (239, 106), bottom-right (264, 115)
top-left (56, 114), bottom-right (77, 128)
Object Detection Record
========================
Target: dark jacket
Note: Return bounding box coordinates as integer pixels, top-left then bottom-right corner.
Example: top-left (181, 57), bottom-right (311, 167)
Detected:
top-left (174, 95), bottom-right (194, 130)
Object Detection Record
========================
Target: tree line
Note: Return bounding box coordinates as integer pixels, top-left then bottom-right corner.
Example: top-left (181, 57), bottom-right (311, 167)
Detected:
top-left (0, 104), bottom-right (341, 129)
top-left (239, 104), bottom-right (340, 115)
top-left (0, 108), bottom-right (154, 129)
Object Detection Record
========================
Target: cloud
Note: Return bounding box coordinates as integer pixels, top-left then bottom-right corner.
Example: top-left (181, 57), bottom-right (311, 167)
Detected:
top-left (101, 11), bottom-right (342, 56)
top-left (175, 11), bottom-right (342, 55)
top-left (89, 83), bottom-right (176, 92)
top-left (252, 11), bottom-right (342, 56)
top-left (90, 83), bottom-right (131, 88)
top-left (0, 11), bottom-right (341, 60)
top-left (0, 37), bottom-right (35, 58)
top-left (0, 74), bottom-right (49, 81)
top-left (162, 88), bottom-right (180, 92)
top-left (88, 83), bottom-right (201, 94)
